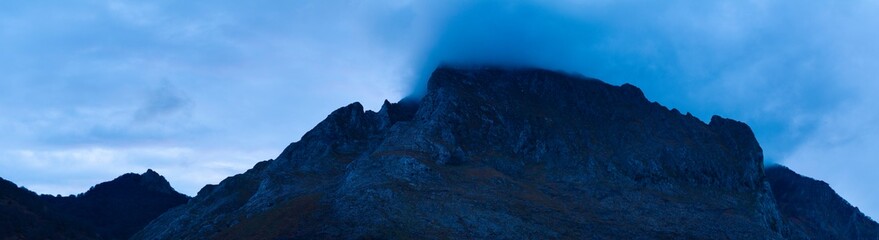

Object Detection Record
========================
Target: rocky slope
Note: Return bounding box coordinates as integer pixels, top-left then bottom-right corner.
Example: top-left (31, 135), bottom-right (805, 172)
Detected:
top-left (0, 170), bottom-right (188, 240)
top-left (136, 66), bottom-right (796, 239)
top-left (766, 165), bottom-right (879, 239)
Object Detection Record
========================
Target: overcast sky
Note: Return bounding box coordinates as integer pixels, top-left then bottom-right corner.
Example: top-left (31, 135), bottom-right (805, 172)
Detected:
top-left (1, 0), bottom-right (877, 218)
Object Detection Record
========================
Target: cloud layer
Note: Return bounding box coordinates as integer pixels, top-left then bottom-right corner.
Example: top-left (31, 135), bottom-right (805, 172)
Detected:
top-left (0, 0), bottom-right (877, 217)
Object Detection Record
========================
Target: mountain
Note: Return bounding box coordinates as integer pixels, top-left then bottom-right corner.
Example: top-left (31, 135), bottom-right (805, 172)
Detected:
top-left (766, 165), bottom-right (879, 239)
top-left (136, 66), bottom-right (789, 239)
top-left (4, 67), bottom-right (874, 239)
top-left (0, 177), bottom-right (97, 240)
top-left (41, 169), bottom-right (190, 240)
top-left (133, 66), bottom-right (879, 239)
top-left (0, 170), bottom-right (189, 240)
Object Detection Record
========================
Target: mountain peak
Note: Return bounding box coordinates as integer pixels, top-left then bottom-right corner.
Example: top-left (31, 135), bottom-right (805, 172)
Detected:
top-left (39, 169), bottom-right (189, 240)
top-left (426, 65), bottom-right (598, 93)
top-left (138, 169), bottom-right (174, 194)
top-left (137, 66), bottom-right (783, 239)
top-left (2, 170), bottom-right (190, 240)
top-left (134, 66), bottom-right (875, 239)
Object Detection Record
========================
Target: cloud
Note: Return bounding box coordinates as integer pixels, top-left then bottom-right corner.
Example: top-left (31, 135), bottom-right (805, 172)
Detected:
top-left (404, 0), bottom-right (872, 164)
top-left (410, 0), bottom-right (879, 217)
top-left (407, 1), bottom-right (596, 94)
top-left (0, 0), bottom-right (413, 196)
top-left (134, 80), bottom-right (191, 122)
top-left (1, 80), bottom-right (200, 148)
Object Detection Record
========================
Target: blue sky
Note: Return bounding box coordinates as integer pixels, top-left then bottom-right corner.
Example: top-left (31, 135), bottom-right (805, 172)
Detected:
top-left (1, 1), bottom-right (878, 218)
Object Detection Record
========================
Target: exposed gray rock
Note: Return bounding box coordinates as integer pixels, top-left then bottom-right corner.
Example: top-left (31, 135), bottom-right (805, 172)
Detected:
top-left (134, 66), bottom-right (805, 239)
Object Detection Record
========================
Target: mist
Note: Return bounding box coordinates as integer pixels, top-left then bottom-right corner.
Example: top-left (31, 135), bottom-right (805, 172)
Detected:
top-left (401, 0), bottom-right (879, 217)
top-left (401, 0), bottom-right (865, 163)
top-left (410, 1), bottom-right (596, 95)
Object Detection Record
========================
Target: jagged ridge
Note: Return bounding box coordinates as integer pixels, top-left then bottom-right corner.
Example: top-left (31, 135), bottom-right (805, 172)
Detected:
top-left (134, 66), bottom-right (868, 239)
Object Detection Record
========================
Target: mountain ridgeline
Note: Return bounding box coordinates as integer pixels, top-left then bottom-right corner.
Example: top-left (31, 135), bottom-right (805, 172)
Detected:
top-left (0, 170), bottom-right (189, 240)
top-left (1, 177), bottom-right (96, 239)
top-left (1, 66), bottom-right (873, 239)
top-left (131, 66), bottom-right (879, 239)
top-left (766, 165), bottom-right (879, 239)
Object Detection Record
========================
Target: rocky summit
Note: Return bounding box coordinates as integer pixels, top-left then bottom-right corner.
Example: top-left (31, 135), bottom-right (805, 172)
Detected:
top-left (134, 66), bottom-right (877, 239)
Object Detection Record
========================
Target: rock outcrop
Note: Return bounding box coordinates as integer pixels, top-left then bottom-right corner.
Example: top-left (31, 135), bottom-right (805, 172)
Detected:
top-left (135, 66), bottom-right (791, 239)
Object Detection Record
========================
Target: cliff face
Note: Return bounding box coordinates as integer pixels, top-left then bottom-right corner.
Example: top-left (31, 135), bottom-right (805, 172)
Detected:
top-left (766, 165), bottom-right (879, 240)
top-left (135, 66), bottom-right (788, 239)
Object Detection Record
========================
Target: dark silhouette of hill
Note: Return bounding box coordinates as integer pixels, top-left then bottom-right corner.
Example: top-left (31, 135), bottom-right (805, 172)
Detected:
top-left (767, 165), bottom-right (879, 239)
top-left (0, 170), bottom-right (188, 240)
top-left (41, 169), bottom-right (190, 240)
top-left (0, 177), bottom-right (97, 239)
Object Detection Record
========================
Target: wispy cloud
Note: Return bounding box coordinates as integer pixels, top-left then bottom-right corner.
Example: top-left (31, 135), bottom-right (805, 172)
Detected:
top-left (134, 80), bottom-right (191, 122)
